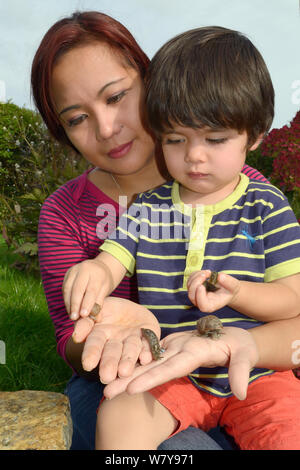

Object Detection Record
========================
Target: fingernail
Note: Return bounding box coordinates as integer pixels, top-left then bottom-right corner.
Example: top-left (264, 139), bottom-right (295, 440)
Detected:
top-left (70, 312), bottom-right (78, 321)
top-left (80, 308), bottom-right (88, 317)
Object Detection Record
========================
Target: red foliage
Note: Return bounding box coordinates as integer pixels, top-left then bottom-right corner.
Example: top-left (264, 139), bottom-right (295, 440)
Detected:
top-left (261, 111), bottom-right (300, 191)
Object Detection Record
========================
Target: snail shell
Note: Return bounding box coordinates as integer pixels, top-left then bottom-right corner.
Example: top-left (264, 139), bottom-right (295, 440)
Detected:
top-left (196, 315), bottom-right (224, 340)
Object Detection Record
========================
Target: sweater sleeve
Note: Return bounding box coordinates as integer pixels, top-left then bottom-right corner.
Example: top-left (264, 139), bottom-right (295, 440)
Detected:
top-left (38, 192), bottom-right (86, 368)
top-left (242, 164), bottom-right (269, 183)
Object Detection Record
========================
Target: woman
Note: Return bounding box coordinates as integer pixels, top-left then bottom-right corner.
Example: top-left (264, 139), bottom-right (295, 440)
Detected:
top-left (32, 11), bottom-right (300, 450)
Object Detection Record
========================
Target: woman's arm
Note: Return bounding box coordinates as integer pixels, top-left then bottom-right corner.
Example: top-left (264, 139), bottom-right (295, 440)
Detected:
top-left (250, 314), bottom-right (300, 370)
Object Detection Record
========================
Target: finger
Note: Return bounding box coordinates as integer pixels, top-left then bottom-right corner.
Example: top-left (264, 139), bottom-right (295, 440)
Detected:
top-left (194, 284), bottom-right (210, 311)
top-left (81, 326), bottom-right (107, 371)
top-left (69, 271), bottom-right (91, 320)
top-left (78, 285), bottom-right (107, 319)
top-left (217, 273), bottom-right (238, 294)
top-left (98, 339), bottom-right (123, 384)
top-left (72, 317), bottom-right (94, 343)
top-left (138, 337), bottom-right (154, 365)
top-left (62, 267), bottom-right (77, 317)
top-left (117, 334), bottom-right (143, 377)
top-left (228, 355), bottom-right (251, 400)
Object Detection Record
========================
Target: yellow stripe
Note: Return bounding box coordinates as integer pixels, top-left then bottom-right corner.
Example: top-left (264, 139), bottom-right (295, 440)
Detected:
top-left (117, 226), bottom-right (139, 242)
top-left (143, 192), bottom-right (172, 200)
top-left (139, 219), bottom-right (190, 228)
top-left (247, 186), bottom-right (285, 200)
top-left (210, 215), bottom-right (262, 227)
top-left (144, 305), bottom-right (192, 310)
top-left (158, 317), bottom-right (258, 329)
top-left (265, 240), bottom-right (300, 255)
top-left (204, 251), bottom-right (264, 261)
top-left (136, 269), bottom-right (184, 276)
top-left (140, 235), bottom-right (189, 243)
top-left (139, 286), bottom-right (186, 293)
top-left (232, 199), bottom-right (274, 210)
top-left (137, 251), bottom-right (186, 260)
top-left (263, 223), bottom-right (300, 239)
top-left (263, 205), bottom-right (292, 222)
top-left (221, 269), bottom-right (264, 278)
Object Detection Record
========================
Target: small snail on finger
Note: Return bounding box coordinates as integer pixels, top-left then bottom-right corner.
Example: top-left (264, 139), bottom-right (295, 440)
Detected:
top-left (204, 271), bottom-right (219, 292)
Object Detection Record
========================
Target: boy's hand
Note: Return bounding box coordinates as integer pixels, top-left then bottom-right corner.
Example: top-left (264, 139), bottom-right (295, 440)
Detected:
top-left (187, 270), bottom-right (240, 312)
top-left (63, 258), bottom-right (114, 321)
top-left (72, 297), bottom-right (161, 384)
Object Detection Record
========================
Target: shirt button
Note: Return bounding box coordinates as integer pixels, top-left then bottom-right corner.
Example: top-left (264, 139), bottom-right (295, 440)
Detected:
top-left (190, 255), bottom-right (198, 266)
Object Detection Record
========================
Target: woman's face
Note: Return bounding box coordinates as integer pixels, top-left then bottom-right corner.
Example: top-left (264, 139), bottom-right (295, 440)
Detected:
top-left (51, 42), bottom-right (155, 175)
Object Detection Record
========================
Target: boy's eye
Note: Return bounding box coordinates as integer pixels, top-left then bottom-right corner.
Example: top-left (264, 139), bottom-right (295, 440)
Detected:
top-left (163, 137), bottom-right (185, 145)
top-left (206, 138), bottom-right (227, 145)
top-left (107, 90), bottom-right (127, 105)
top-left (67, 114), bottom-right (87, 127)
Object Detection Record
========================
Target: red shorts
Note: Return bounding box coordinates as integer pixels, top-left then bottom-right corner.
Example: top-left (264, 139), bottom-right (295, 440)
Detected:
top-left (148, 370), bottom-right (300, 450)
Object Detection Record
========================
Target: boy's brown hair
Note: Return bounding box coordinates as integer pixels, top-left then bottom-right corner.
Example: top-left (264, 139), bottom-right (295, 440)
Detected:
top-left (146, 26), bottom-right (274, 147)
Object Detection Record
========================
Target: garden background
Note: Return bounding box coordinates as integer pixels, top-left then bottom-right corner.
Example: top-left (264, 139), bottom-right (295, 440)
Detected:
top-left (0, 101), bottom-right (299, 392)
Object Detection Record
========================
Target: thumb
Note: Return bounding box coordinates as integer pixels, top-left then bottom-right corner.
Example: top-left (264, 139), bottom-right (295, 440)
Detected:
top-left (227, 353), bottom-right (251, 400)
top-left (72, 317), bottom-right (94, 343)
top-left (218, 273), bottom-right (239, 294)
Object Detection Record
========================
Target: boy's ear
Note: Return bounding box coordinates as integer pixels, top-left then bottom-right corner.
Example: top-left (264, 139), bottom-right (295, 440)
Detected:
top-left (248, 133), bottom-right (264, 151)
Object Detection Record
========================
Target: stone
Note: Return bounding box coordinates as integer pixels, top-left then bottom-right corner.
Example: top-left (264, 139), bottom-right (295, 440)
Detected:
top-left (0, 390), bottom-right (72, 450)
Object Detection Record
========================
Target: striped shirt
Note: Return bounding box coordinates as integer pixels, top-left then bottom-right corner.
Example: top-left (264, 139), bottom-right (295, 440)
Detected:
top-left (101, 173), bottom-right (300, 396)
top-left (38, 165), bottom-right (267, 369)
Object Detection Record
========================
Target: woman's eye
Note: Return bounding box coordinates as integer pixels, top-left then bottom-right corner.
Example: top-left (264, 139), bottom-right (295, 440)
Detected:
top-left (107, 90), bottom-right (126, 105)
top-left (67, 115), bottom-right (87, 127)
top-left (206, 138), bottom-right (227, 145)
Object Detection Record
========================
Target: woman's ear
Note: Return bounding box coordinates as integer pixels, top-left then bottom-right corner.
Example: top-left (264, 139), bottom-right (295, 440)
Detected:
top-left (248, 133), bottom-right (264, 151)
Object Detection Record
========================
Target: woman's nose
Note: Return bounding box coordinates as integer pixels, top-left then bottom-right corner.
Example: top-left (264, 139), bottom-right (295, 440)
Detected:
top-left (94, 109), bottom-right (120, 141)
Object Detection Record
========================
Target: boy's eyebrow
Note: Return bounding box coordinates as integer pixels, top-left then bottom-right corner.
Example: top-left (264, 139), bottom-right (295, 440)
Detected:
top-left (58, 77), bottom-right (126, 116)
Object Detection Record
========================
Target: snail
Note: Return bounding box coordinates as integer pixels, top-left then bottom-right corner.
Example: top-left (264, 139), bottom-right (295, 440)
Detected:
top-left (196, 315), bottom-right (224, 340)
top-left (204, 271), bottom-right (219, 292)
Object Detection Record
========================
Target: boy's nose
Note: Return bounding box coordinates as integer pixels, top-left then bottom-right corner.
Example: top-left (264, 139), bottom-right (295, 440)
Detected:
top-left (185, 145), bottom-right (207, 163)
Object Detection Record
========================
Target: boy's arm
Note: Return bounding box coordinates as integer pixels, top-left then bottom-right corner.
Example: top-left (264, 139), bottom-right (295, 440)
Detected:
top-left (228, 272), bottom-right (300, 321)
top-left (188, 271), bottom-right (300, 322)
top-left (63, 251), bottom-right (127, 320)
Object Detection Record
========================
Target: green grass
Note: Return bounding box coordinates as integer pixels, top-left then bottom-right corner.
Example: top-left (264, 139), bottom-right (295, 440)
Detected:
top-left (0, 237), bottom-right (72, 392)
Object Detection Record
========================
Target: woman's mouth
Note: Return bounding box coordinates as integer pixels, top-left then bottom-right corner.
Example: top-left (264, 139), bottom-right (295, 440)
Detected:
top-left (108, 141), bottom-right (133, 159)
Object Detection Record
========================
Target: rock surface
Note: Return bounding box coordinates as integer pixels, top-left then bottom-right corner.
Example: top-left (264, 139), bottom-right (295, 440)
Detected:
top-left (0, 390), bottom-right (72, 450)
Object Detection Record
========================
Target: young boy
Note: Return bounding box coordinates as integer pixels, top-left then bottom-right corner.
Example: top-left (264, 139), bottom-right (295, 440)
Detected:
top-left (72, 27), bottom-right (300, 449)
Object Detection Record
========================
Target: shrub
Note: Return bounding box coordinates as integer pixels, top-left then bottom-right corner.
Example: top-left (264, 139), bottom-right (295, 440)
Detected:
top-left (246, 110), bottom-right (300, 222)
top-left (0, 102), bottom-right (88, 273)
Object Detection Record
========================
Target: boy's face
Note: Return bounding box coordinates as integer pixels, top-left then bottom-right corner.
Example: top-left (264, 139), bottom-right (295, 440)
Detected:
top-left (161, 124), bottom-right (261, 205)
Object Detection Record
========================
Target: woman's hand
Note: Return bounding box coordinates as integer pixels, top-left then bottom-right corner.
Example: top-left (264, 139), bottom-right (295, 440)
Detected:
top-left (103, 326), bottom-right (259, 401)
top-left (187, 270), bottom-right (240, 313)
top-left (72, 297), bottom-right (161, 384)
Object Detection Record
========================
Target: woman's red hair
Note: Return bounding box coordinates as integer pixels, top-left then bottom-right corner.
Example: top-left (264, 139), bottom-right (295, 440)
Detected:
top-left (31, 11), bottom-right (150, 149)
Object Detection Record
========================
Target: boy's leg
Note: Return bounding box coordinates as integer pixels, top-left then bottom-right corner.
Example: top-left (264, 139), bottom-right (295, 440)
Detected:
top-left (96, 391), bottom-right (178, 450)
top-left (221, 370), bottom-right (300, 450)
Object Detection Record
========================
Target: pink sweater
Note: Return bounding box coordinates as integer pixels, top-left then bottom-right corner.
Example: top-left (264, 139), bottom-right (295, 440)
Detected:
top-left (38, 165), bottom-right (267, 368)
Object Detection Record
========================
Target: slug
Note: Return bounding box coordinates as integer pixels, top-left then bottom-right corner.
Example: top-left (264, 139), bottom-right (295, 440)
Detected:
top-left (141, 328), bottom-right (164, 360)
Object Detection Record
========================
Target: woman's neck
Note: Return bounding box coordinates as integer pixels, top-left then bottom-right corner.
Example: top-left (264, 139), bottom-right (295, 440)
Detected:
top-left (89, 158), bottom-right (167, 206)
